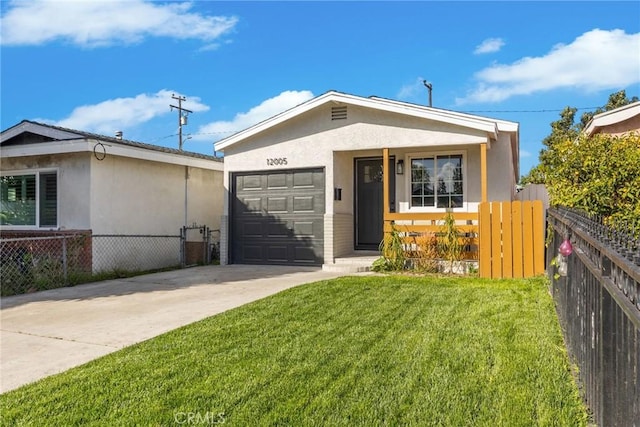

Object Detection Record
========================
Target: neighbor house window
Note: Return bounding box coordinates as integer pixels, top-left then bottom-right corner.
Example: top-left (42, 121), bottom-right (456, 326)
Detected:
top-left (411, 154), bottom-right (463, 208)
top-left (1, 171), bottom-right (57, 227)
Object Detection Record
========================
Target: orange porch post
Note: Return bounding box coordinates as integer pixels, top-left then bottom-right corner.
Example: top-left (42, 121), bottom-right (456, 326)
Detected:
top-left (480, 143), bottom-right (487, 203)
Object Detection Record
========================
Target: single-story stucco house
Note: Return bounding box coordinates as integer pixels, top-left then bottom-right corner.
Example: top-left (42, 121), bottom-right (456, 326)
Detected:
top-left (0, 120), bottom-right (224, 271)
top-left (214, 91), bottom-right (520, 269)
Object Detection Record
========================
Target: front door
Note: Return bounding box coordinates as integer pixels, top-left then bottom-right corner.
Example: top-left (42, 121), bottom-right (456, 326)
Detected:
top-left (355, 157), bottom-right (395, 250)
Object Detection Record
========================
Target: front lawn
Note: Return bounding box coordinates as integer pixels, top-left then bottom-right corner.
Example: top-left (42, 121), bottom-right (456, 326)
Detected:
top-left (0, 275), bottom-right (588, 426)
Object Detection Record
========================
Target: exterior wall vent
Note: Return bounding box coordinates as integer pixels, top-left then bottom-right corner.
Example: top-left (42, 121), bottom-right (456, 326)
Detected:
top-left (331, 106), bottom-right (348, 120)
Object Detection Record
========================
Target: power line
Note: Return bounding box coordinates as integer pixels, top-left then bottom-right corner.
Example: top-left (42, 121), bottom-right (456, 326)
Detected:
top-left (462, 106), bottom-right (600, 113)
top-left (150, 105), bottom-right (604, 144)
top-left (148, 130), bottom-right (237, 144)
top-left (187, 130), bottom-right (237, 136)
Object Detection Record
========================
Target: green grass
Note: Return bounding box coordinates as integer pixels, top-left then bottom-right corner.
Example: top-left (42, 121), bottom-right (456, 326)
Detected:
top-left (0, 275), bottom-right (588, 426)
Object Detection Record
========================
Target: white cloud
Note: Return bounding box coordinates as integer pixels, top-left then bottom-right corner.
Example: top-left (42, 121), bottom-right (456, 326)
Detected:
top-left (0, 0), bottom-right (238, 47)
top-left (53, 90), bottom-right (209, 135)
top-left (397, 78), bottom-right (424, 101)
top-left (195, 90), bottom-right (315, 141)
top-left (520, 149), bottom-right (532, 158)
top-left (474, 38), bottom-right (505, 54)
top-left (457, 29), bottom-right (640, 105)
top-left (397, 77), bottom-right (435, 104)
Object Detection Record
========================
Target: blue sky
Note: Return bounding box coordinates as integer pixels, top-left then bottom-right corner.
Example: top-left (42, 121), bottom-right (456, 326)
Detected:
top-left (1, 1), bottom-right (639, 176)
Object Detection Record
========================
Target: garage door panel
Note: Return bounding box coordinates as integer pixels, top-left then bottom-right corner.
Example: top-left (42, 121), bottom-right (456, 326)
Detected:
top-left (293, 171), bottom-right (314, 187)
top-left (266, 246), bottom-right (288, 262)
top-left (241, 221), bottom-right (263, 238)
top-left (242, 245), bottom-right (263, 262)
top-left (267, 174), bottom-right (287, 188)
top-left (239, 175), bottom-right (263, 190)
top-left (293, 245), bottom-right (319, 263)
top-left (236, 197), bottom-right (262, 213)
top-left (292, 196), bottom-right (315, 212)
top-left (267, 197), bottom-right (288, 213)
top-left (266, 221), bottom-right (290, 237)
top-left (232, 168), bottom-right (324, 265)
top-left (292, 221), bottom-right (315, 236)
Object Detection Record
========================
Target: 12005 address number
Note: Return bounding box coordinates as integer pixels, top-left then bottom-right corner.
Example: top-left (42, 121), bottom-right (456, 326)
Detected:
top-left (266, 157), bottom-right (288, 166)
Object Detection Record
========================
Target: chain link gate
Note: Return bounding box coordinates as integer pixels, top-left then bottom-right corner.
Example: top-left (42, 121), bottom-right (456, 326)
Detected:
top-left (180, 224), bottom-right (218, 267)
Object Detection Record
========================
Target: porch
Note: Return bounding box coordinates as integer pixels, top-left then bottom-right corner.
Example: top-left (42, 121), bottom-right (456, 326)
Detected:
top-left (324, 201), bottom-right (545, 278)
top-left (323, 148), bottom-right (546, 278)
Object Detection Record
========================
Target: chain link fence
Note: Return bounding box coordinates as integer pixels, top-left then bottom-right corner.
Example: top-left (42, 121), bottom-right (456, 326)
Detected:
top-left (93, 234), bottom-right (181, 274)
top-left (1, 233), bottom-right (185, 296)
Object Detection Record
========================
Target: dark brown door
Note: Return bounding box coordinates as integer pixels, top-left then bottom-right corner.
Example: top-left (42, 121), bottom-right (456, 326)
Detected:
top-left (355, 157), bottom-right (395, 250)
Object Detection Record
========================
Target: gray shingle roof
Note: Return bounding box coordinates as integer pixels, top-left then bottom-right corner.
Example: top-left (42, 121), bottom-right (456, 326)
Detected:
top-left (1, 120), bottom-right (222, 162)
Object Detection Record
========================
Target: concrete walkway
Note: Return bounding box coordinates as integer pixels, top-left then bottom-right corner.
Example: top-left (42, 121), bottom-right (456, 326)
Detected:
top-left (1, 265), bottom-right (343, 393)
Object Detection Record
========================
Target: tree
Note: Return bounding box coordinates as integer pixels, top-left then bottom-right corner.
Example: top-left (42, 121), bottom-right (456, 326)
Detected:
top-left (545, 132), bottom-right (640, 227)
top-left (522, 90), bottom-right (638, 185)
top-left (522, 90), bottom-right (640, 228)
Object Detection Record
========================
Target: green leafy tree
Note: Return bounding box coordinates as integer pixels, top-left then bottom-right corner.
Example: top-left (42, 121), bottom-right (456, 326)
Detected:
top-left (522, 90), bottom-right (638, 185)
top-left (522, 90), bottom-right (639, 228)
top-left (523, 91), bottom-right (640, 229)
top-left (545, 132), bottom-right (640, 227)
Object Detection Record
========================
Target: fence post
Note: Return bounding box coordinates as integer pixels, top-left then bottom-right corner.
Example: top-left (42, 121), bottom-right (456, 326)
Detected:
top-left (62, 235), bottom-right (68, 286)
top-left (180, 226), bottom-right (185, 268)
top-left (532, 201), bottom-right (545, 275)
top-left (202, 226), bottom-right (208, 264)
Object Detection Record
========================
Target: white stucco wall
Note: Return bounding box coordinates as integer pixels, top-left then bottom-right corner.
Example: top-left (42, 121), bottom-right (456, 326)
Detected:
top-left (90, 155), bottom-right (223, 235)
top-left (487, 133), bottom-right (517, 201)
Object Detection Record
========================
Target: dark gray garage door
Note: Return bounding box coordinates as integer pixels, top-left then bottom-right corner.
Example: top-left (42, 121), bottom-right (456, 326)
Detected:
top-left (231, 168), bottom-right (325, 265)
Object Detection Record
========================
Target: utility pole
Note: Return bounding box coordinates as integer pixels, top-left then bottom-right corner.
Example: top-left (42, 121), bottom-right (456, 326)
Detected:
top-left (170, 94), bottom-right (193, 150)
top-left (423, 80), bottom-right (433, 107)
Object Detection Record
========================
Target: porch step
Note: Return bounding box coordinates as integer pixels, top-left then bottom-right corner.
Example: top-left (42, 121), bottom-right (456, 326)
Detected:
top-left (322, 252), bottom-right (381, 274)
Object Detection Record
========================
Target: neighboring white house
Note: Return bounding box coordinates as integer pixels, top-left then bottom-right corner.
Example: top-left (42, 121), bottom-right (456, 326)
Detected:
top-left (214, 91), bottom-right (520, 268)
top-left (1, 120), bottom-right (224, 271)
top-left (584, 101), bottom-right (640, 137)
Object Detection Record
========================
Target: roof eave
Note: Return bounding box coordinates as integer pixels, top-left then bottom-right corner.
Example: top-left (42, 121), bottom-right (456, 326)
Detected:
top-left (584, 102), bottom-right (640, 136)
top-left (0, 120), bottom-right (83, 143)
top-left (0, 138), bottom-right (224, 171)
top-left (215, 91), bottom-right (517, 151)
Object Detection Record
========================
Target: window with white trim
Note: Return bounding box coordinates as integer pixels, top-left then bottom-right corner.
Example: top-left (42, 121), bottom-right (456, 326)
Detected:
top-left (0, 171), bottom-right (58, 227)
top-left (411, 154), bottom-right (463, 208)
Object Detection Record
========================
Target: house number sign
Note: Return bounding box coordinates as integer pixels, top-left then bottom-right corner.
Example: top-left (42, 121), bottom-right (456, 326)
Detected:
top-left (266, 157), bottom-right (288, 166)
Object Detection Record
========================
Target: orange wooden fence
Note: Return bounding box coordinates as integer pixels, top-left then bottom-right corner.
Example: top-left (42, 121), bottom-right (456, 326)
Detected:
top-left (383, 212), bottom-right (479, 260)
top-left (478, 200), bottom-right (545, 279)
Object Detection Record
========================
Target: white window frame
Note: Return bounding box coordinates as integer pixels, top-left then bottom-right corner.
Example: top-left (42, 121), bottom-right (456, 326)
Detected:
top-left (403, 150), bottom-right (467, 213)
top-left (0, 168), bottom-right (59, 229)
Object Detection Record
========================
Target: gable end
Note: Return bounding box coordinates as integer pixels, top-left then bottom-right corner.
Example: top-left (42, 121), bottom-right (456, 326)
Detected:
top-left (1, 131), bottom-right (57, 146)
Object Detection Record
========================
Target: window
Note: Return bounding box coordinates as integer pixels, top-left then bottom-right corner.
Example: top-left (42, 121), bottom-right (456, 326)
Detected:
top-left (411, 154), bottom-right (463, 208)
top-left (1, 171), bottom-right (57, 227)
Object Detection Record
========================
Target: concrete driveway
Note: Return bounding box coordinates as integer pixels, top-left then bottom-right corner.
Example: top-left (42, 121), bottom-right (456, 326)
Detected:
top-left (1, 265), bottom-right (343, 393)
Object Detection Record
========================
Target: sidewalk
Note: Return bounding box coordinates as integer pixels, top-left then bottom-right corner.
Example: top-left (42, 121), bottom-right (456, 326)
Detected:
top-left (1, 265), bottom-right (343, 393)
